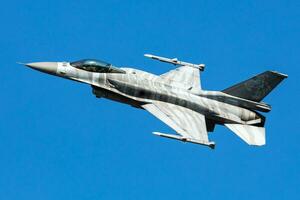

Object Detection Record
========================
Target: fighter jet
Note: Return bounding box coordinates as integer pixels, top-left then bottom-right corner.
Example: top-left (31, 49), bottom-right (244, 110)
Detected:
top-left (23, 54), bottom-right (287, 149)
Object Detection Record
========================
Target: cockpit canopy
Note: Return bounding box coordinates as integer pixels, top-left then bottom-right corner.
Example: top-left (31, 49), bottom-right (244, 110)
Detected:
top-left (70, 59), bottom-right (125, 73)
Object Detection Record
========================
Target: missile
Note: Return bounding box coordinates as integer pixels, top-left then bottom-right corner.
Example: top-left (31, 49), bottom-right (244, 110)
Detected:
top-left (153, 132), bottom-right (215, 149)
top-left (144, 54), bottom-right (205, 71)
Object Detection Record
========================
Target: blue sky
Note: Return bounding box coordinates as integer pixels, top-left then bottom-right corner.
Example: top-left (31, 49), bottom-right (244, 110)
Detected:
top-left (0, 0), bottom-right (299, 199)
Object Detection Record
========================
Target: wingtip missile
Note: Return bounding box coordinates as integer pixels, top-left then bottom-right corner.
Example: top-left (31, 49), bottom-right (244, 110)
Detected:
top-left (144, 53), bottom-right (205, 71)
top-left (153, 132), bottom-right (215, 149)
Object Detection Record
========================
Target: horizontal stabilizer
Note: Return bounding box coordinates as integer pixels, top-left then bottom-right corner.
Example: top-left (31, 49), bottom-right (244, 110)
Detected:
top-left (225, 124), bottom-right (265, 146)
top-left (153, 132), bottom-right (215, 149)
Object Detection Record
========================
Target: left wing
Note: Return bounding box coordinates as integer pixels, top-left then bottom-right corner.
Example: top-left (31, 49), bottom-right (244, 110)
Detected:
top-left (142, 101), bottom-right (215, 148)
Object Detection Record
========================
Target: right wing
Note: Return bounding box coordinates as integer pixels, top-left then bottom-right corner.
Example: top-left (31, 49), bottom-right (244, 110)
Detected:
top-left (144, 53), bottom-right (204, 93)
top-left (160, 66), bottom-right (202, 93)
top-left (142, 101), bottom-right (215, 148)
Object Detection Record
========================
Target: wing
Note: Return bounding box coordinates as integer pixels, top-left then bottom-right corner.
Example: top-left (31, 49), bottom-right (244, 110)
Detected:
top-left (142, 101), bottom-right (215, 148)
top-left (160, 66), bottom-right (202, 92)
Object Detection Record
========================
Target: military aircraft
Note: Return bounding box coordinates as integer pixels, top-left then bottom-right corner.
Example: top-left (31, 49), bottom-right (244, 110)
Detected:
top-left (22, 54), bottom-right (287, 149)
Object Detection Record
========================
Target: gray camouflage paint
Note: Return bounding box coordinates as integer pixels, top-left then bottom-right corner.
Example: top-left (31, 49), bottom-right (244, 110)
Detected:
top-left (24, 58), bottom-right (287, 149)
top-left (56, 63), bottom-right (259, 123)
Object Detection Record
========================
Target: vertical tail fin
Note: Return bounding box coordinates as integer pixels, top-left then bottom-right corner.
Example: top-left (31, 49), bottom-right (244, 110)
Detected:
top-left (222, 71), bottom-right (288, 102)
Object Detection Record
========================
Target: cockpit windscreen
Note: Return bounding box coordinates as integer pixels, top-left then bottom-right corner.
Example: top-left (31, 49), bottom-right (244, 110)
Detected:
top-left (70, 59), bottom-right (125, 73)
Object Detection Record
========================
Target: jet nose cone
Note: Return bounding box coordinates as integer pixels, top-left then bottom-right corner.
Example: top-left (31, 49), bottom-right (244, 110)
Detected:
top-left (25, 62), bottom-right (58, 75)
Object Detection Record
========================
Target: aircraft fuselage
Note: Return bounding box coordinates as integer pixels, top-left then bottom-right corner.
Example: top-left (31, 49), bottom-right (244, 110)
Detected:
top-left (54, 62), bottom-right (260, 125)
top-left (23, 55), bottom-right (287, 148)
